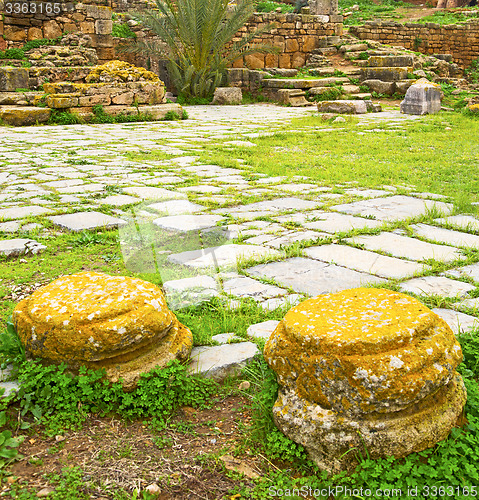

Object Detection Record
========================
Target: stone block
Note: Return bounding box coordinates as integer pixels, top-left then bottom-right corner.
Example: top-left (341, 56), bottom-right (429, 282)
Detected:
top-left (360, 67), bottom-right (408, 82)
top-left (138, 103), bottom-right (183, 120)
top-left (285, 38), bottom-right (299, 52)
top-left (400, 78), bottom-right (442, 115)
top-left (292, 52), bottom-right (306, 68)
top-left (86, 5), bottom-right (112, 19)
top-left (0, 106), bottom-right (51, 126)
top-left (78, 94), bottom-right (111, 106)
top-left (368, 55), bottom-right (414, 67)
top-left (111, 91), bottom-right (134, 105)
top-left (0, 67), bottom-right (28, 92)
top-left (43, 20), bottom-right (62, 39)
top-left (4, 27), bottom-right (26, 42)
top-left (362, 79), bottom-right (395, 95)
top-left (317, 100), bottom-right (367, 114)
top-left (80, 21), bottom-right (95, 34)
top-left (46, 95), bottom-right (79, 108)
top-left (212, 87), bottom-right (242, 105)
top-left (95, 19), bottom-right (112, 35)
top-left (277, 89), bottom-right (311, 107)
top-left (0, 239), bottom-right (46, 257)
top-left (244, 53), bottom-right (265, 69)
top-left (27, 27), bottom-right (43, 41)
top-left (396, 79), bottom-right (415, 95)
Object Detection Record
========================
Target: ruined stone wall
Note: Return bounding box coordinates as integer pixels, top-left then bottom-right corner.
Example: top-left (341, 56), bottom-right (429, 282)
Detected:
top-left (0, 1), bottom-right (114, 61)
top-left (232, 13), bottom-right (343, 69)
top-left (350, 20), bottom-right (479, 68)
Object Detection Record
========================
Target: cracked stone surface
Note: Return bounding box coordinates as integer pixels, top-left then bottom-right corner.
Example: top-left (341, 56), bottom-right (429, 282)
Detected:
top-left (399, 276), bottom-right (475, 298)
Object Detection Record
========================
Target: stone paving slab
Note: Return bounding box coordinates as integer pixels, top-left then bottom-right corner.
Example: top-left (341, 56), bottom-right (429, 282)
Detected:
top-left (411, 223), bottom-right (479, 249)
top-left (213, 198), bottom-right (320, 217)
top-left (331, 195), bottom-right (452, 222)
top-left (399, 276), bottom-right (475, 298)
top-left (153, 214), bottom-right (223, 232)
top-left (303, 212), bottom-right (383, 233)
top-left (259, 294), bottom-right (303, 311)
top-left (246, 320), bottom-right (280, 340)
top-left (168, 244), bottom-right (282, 269)
top-left (432, 308), bottom-right (479, 335)
top-left (247, 257), bottom-right (386, 296)
top-left (0, 205), bottom-right (52, 220)
top-left (162, 275), bottom-right (219, 309)
top-left (0, 239), bottom-right (46, 257)
top-left (98, 195), bottom-right (141, 206)
top-left (222, 276), bottom-right (287, 301)
top-left (454, 297), bottom-right (479, 311)
top-left (434, 215), bottom-right (479, 232)
top-left (124, 186), bottom-right (184, 200)
top-left (347, 232), bottom-right (464, 263)
top-left (304, 244), bottom-right (429, 279)
top-left (444, 262), bottom-right (479, 282)
top-left (147, 200), bottom-right (204, 215)
top-left (49, 212), bottom-right (127, 232)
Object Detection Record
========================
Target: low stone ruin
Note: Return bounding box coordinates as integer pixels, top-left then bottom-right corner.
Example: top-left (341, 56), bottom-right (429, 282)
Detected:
top-left (0, 60), bottom-right (183, 125)
top-left (265, 288), bottom-right (466, 474)
top-left (13, 271), bottom-right (193, 390)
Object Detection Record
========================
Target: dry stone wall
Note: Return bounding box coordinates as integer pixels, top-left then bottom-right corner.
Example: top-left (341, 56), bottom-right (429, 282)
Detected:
top-left (231, 13), bottom-right (343, 69)
top-left (0, 0), bottom-right (114, 61)
top-left (350, 20), bottom-right (479, 68)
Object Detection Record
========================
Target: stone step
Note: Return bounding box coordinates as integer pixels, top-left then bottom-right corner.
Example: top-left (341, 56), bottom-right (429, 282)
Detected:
top-left (277, 89), bottom-right (313, 107)
top-left (315, 47), bottom-right (338, 56)
top-left (339, 43), bottom-right (368, 53)
top-left (317, 100), bottom-right (368, 114)
top-left (263, 77), bottom-right (351, 89)
top-left (0, 91), bottom-right (43, 106)
top-left (368, 55), bottom-right (414, 68)
top-left (342, 84), bottom-right (361, 94)
top-left (360, 67), bottom-right (411, 82)
top-left (350, 92), bottom-right (372, 100)
top-left (0, 106), bottom-right (51, 126)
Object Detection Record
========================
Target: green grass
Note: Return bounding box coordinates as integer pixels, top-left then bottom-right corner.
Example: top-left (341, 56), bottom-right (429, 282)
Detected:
top-left (414, 9), bottom-right (479, 25)
top-left (194, 113), bottom-right (479, 203)
top-left (339, 0), bottom-right (407, 26)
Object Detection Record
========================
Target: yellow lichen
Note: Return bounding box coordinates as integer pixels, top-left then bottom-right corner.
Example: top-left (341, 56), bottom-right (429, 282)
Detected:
top-left (86, 60), bottom-right (161, 84)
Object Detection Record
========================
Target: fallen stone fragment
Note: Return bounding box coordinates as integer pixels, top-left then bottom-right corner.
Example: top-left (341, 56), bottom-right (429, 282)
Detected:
top-left (0, 239), bottom-right (46, 257)
top-left (188, 342), bottom-right (259, 381)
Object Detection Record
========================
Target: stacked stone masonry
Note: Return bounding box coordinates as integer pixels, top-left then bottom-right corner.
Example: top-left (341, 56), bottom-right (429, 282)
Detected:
top-left (350, 20), bottom-right (479, 68)
top-left (231, 13), bottom-right (343, 69)
top-left (0, 1), bottom-right (114, 61)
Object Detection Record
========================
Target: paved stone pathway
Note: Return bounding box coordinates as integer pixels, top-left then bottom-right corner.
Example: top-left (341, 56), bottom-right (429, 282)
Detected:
top-left (1, 104), bottom-right (478, 390)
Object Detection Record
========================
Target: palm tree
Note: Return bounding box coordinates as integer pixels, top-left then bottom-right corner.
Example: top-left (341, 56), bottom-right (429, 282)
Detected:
top-left (128, 0), bottom-right (275, 99)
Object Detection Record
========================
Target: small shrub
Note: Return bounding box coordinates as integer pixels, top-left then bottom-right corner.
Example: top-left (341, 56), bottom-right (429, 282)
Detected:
top-left (48, 109), bottom-right (83, 125)
top-left (112, 23), bottom-right (137, 38)
top-left (0, 48), bottom-right (25, 60)
top-left (466, 57), bottom-right (479, 84)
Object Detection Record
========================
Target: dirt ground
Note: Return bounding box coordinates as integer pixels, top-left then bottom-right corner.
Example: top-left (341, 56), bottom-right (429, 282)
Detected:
top-left (1, 395), bottom-right (270, 499)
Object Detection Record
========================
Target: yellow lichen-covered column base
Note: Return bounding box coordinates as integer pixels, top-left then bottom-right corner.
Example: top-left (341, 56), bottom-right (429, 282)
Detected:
top-left (273, 374), bottom-right (466, 475)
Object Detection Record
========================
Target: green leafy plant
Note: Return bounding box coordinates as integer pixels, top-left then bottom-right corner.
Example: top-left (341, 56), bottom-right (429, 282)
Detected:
top-left (466, 57), bottom-right (479, 84)
top-left (0, 411), bottom-right (24, 468)
top-left (0, 321), bottom-right (25, 367)
top-left (126, 0), bottom-right (276, 99)
top-left (112, 23), bottom-right (137, 38)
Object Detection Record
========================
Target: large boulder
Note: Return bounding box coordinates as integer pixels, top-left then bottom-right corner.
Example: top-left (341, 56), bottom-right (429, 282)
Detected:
top-left (265, 288), bottom-right (466, 474)
top-left (212, 87), bottom-right (242, 105)
top-left (400, 78), bottom-right (442, 115)
top-left (13, 271), bottom-right (193, 390)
